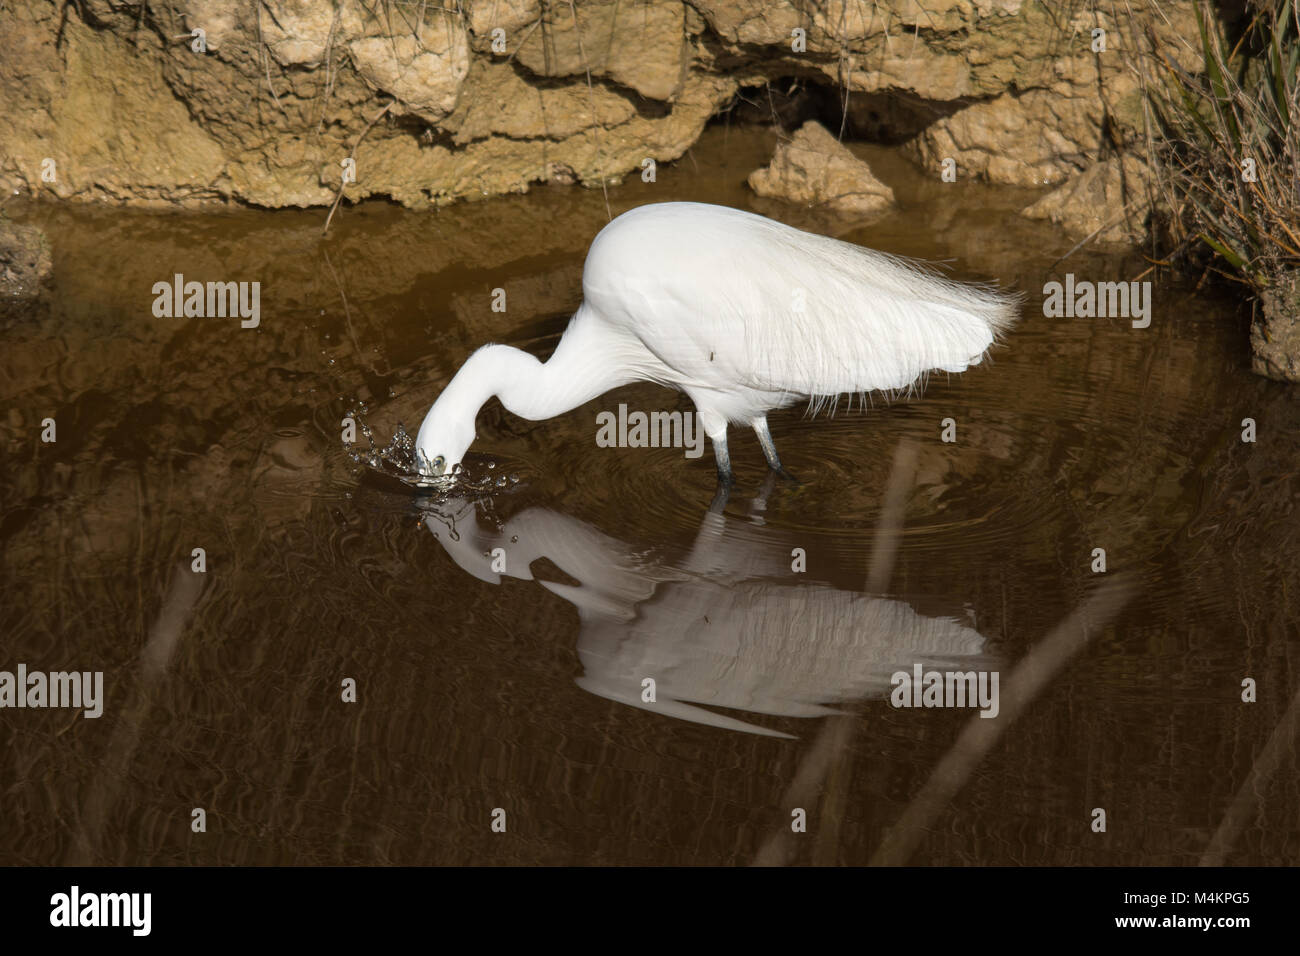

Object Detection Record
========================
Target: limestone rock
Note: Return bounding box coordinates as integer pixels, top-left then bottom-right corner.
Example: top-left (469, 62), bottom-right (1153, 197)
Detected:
top-left (259, 0), bottom-right (339, 68)
top-left (348, 12), bottom-right (471, 122)
top-left (0, 217), bottom-right (52, 298)
top-left (513, 0), bottom-right (687, 101)
top-left (0, 13), bottom-right (228, 205)
top-left (1020, 155), bottom-right (1152, 244)
top-left (0, 0), bottom-right (1204, 210)
top-left (906, 4), bottom-right (1201, 188)
top-left (686, 0), bottom-right (802, 46)
top-left (908, 90), bottom-right (1097, 188)
top-left (358, 71), bottom-right (736, 205)
top-left (177, 0), bottom-right (245, 56)
top-left (465, 0), bottom-right (542, 37)
top-left (444, 60), bottom-right (637, 145)
top-left (748, 121), bottom-right (895, 219)
top-left (1252, 271), bottom-right (1300, 383)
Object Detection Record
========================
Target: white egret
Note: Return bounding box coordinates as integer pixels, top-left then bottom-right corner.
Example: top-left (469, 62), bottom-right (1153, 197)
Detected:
top-left (415, 201), bottom-right (1019, 485)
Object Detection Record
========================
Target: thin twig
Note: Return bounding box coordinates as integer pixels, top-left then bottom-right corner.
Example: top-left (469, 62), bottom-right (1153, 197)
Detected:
top-left (322, 100), bottom-right (395, 236)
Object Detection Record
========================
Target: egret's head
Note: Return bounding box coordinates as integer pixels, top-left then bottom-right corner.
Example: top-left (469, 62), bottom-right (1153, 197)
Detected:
top-left (414, 401), bottom-right (476, 479)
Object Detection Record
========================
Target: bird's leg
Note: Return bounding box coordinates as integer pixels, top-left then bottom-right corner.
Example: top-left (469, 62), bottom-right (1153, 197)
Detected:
top-left (752, 416), bottom-right (799, 482)
top-left (712, 432), bottom-right (733, 484)
top-left (709, 430), bottom-right (734, 514)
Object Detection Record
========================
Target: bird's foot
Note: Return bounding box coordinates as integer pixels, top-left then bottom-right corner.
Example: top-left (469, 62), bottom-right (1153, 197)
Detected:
top-left (772, 465), bottom-right (800, 484)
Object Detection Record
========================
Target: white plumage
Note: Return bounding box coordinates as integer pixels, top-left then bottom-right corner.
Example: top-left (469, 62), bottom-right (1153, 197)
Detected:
top-left (425, 497), bottom-right (991, 737)
top-left (415, 201), bottom-right (1019, 484)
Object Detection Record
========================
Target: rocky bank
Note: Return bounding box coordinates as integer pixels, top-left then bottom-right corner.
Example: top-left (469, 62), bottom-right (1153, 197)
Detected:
top-left (12, 1), bottom-right (1297, 380)
top-left (2, 1), bottom-right (1196, 220)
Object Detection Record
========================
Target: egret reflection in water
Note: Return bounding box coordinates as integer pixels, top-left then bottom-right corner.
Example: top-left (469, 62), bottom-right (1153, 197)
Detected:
top-left (417, 481), bottom-right (993, 738)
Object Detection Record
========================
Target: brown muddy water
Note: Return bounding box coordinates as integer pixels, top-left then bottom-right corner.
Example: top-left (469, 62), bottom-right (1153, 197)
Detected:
top-left (2, 126), bottom-right (1298, 866)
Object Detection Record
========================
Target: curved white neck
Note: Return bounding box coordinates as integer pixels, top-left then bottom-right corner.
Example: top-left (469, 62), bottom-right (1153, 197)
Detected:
top-left (417, 310), bottom-right (644, 473)
top-left (446, 323), bottom-right (640, 427)
top-left (449, 344), bottom-right (600, 422)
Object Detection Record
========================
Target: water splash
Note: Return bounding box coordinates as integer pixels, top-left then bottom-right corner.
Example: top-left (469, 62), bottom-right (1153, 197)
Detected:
top-left (344, 402), bottom-right (520, 495)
